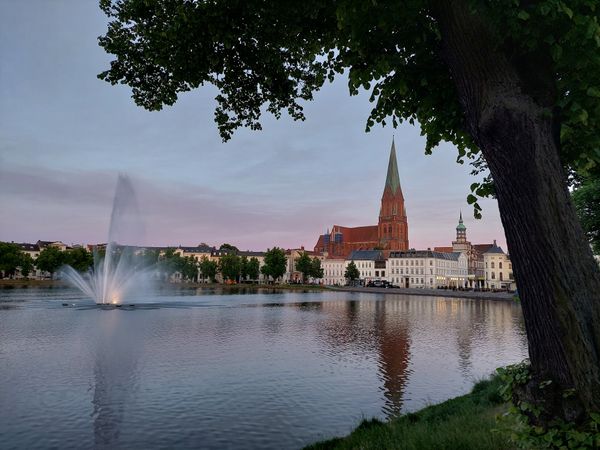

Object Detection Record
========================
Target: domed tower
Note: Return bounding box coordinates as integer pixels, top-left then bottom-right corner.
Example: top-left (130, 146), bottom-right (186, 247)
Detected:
top-left (378, 139), bottom-right (409, 250)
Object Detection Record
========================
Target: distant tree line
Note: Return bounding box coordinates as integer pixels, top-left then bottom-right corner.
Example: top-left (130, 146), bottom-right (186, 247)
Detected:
top-left (0, 243), bottom-right (94, 279)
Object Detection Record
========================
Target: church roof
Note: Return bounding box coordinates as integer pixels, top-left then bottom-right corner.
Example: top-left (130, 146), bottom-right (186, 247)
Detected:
top-left (335, 225), bottom-right (379, 243)
top-left (384, 139), bottom-right (403, 196)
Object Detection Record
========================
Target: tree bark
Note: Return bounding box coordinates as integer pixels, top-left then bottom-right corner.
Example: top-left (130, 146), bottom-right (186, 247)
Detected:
top-left (431, 0), bottom-right (600, 416)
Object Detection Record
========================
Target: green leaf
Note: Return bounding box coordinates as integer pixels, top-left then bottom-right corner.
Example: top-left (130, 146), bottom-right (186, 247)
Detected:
top-left (517, 11), bottom-right (530, 20)
top-left (586, 87), bottom-right (600, 98)
top-left (467, 194), bottom-right (477, 204)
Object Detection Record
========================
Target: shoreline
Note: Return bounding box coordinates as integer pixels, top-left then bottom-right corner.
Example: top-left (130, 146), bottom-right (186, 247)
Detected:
top-left (0, 279), bottom-right (515, 300)
top-left (328, 285), bottom-right (516, 301)
top-left (0, 279), bottom-right (328, 292)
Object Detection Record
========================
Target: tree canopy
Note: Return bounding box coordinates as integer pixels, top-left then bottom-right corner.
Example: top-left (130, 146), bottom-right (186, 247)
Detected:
top-left (65, 247), bottom-right (94, 273)
top-left (573, 177), bottom-right (600, 255)
top-left (261, 247), bottom-right (287, 281)
top-left (0, 243), bottom-right (32, 278)
top-left (246, 257), bottom-right (260, 281)
top-left (36, 246), bottom-right (65, 277)
top-left (219, 253), bottom-right (241, 281)
top-left (199, 256), bottom-right (218, 283)
top-left (344, 261), bottom-right (360, 281)
top-left (295, 252), bottom-right (313, 283)
top-left (99, 0), bottom-right (600, 211)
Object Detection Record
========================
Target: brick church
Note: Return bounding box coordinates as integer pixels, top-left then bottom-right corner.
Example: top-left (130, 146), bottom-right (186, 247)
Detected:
top-left (314, 140), bottom-right (409, 257)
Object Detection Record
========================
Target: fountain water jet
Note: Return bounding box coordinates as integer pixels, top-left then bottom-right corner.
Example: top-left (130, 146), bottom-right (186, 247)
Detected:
top-left (61, 175), bottom-right (156, 304)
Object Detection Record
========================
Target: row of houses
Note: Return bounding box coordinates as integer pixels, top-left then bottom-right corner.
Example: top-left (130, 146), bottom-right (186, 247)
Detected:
top-left (320, 240), bottom-right (515, 290)
top-left (6, 237), bottom-right (514, 289)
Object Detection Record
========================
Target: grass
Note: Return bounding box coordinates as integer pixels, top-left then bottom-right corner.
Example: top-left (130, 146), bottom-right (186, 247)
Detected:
top-left (305, 376), bottom-right (513, 450)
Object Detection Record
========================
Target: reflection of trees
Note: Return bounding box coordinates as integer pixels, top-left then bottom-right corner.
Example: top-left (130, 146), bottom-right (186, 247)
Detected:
top-left (91, 313), bottom-right (141, 449)
top-left (317, 298), bottom-right (411, 417)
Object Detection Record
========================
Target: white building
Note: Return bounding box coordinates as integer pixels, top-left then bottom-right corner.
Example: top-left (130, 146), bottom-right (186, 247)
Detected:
top-left (347, 250), bottom-right (386, 283)
top-left (387, 250), bottom-right (468, 288)
top-left (322, 258), bottom-right (346, 285)
top-left (483, 240), bottom-right (516, 290)
top-left (175, 244), bottom-right (213, 261)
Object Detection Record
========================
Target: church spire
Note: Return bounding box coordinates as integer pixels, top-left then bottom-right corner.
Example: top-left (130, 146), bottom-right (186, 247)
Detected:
top-left (384, 138), bottom-right (403, 196)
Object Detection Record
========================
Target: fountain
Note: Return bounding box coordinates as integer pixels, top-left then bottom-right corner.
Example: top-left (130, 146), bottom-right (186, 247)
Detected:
top-left (61, 175), bottom-right (156, 305)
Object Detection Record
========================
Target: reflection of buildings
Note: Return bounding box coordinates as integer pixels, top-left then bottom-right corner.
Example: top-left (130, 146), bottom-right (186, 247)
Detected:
top-left (317, 299), bottom-right (411, 416)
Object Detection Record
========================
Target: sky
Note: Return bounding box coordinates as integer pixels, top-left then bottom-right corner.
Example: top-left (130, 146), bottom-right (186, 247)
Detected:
top-left (0, 0), bottom-right (507, 252)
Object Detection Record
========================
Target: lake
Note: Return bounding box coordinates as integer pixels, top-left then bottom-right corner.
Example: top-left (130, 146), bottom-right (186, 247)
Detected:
top-left (0, 287), bottom-right (528, 449)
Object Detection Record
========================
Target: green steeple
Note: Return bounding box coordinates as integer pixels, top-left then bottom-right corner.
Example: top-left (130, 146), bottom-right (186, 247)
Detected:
top-left (385, 138), bottom-right (402, 196)
top-left (456, 211), bottom-right (467, 231)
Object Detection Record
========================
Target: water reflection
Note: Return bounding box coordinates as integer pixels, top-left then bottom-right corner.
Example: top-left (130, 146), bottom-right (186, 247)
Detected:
top-left (313, 296), bottom-right (525, 418)
top-left (0, 289), bottom-right (527, 450)
top-left (91, 311), bottom-right (141, 449)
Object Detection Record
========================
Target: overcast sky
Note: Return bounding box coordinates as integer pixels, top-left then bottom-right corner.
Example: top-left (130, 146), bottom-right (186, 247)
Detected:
top-left (0, 0), bottom-right (507, 252)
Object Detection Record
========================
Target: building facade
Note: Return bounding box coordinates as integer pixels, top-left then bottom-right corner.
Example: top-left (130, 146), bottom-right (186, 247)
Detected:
top-left (347, 250), bottom-right (387, 283)
top-left (322, 258), bottom-right (346, 286)
top-left (314, 139), bottom-right (409, 258)
top-left (483, 240), bottom-right (516, 290)
top-left (387, 250), bottom-right (468, 289)
top-left (434, 213), bottom-right (492, 288)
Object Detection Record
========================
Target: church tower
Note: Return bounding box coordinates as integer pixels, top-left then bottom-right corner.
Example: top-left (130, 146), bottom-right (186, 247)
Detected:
top-left (456, 211), bottom-right (467, 243)
top-left (378, 139), bottom-right (409, 250)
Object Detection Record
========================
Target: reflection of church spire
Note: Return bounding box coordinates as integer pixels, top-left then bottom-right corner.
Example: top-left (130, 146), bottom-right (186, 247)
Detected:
top-left (374, 301), bottom-right (411, 417)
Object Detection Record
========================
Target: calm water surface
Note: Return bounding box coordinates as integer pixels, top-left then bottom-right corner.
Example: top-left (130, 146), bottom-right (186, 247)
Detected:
top-left (0, 288), bottom-right (528, 449)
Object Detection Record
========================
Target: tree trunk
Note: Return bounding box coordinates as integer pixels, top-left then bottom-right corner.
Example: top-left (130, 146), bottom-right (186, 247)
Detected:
top-left (431, 0), bottom-right (600, 416)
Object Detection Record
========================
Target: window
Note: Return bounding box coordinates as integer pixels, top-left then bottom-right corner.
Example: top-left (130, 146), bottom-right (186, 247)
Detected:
top-left (500, 272), bottom-right (503, 281)
top-left (491, 262), bottom-right (495, 269)
top-left (492, 272), bottom-right (495, 279)
top-left (499, 262), bottom-right (503, 269)
top-left (430, 260), bottom-right (433, 266)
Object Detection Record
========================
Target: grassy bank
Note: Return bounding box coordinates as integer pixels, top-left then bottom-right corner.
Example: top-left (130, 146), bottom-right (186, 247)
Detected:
top-left (306, 376), bottom-right (511, 450)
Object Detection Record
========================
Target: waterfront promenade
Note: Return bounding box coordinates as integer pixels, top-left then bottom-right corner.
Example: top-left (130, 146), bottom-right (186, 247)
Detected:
top-left (329, 285), bottom-right (515, 300)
